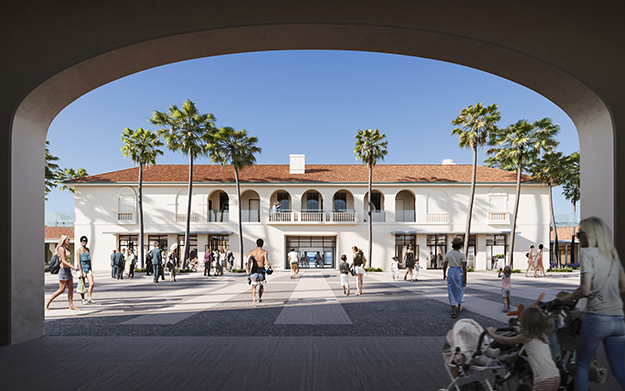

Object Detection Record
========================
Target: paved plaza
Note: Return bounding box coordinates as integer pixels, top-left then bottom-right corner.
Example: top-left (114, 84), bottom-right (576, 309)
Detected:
top-left (0, 268), bottom-right (620, 390)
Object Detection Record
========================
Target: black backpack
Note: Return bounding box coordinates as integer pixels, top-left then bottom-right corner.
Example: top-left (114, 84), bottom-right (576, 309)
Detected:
top-left (49, 254), bottom-right (60, 274)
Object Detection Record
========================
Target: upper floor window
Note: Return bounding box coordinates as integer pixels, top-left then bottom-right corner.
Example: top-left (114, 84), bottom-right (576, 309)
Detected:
top-left (334, 192), bottom-right (347, 212)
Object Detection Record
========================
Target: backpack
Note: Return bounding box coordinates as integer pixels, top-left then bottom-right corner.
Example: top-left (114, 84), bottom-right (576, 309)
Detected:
top-left (49, 254), bottom-right (60, 274)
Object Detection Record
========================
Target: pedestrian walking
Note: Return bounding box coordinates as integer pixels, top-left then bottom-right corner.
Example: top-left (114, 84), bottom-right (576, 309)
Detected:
top-left (403, 244), bottom-right (416, 281)
top-left (247, 238), bottom-right (272, 307)
top-left (76, 235), bottom-right (96, 305)
top-left (534, 244), bottom-right (546, 278)
top-left (204, 250), bottom-right (212, 276)
top-left (288, 247), bottom-right (299, 279)
top-left (339, 254), bottom-right (352, 295)
top-left (352, 246), bottom-right (366, 295)
top-left (114, 248), bottom-right (124, 279)
top-left (556, 217), bottom-right (625, 390)
top-left (124, 248), bottom-right (135, 278)
top-left (127, 248), bottom-right (135, 278)
top-left (443, 236), bottom-right (467, 319)
top-left (151, 243), bottom-right (162, 283)
top-left (414, 258), bottom-right (420, 281)
top-left (525, 245), bottom-right (536, 277)
top-left (498, 265), bottom-right (512, 312)
top-left (110, 249), bottom-right (117, 279)
top-left (390, 256), bottom-right (400, 281)
top-left (45, 235), bottom-right (80, 311)
top-left (145, 250), bottom-right (153, 276)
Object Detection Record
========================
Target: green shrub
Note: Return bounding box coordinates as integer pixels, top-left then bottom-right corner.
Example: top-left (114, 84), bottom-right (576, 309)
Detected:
top-left (511, 269), bottom-right (522, 273)
top-left (547, 267), bottom-right (573, 272)
top-left (134, 268), bottom-right (146, 272)
top-left (467, 267), bottom-right (474, 272)
top-left (364, 267), bottom-right (382, 272)
top-left (44, 267), bottom-right (50, 273)
top-left (231, 268), bottom-right (247, 273)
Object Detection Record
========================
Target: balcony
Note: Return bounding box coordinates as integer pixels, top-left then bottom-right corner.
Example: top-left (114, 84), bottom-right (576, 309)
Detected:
top-left (395, 210), bottom-right (416, 223)
top-left (487, 212), bottom-right (510, 225)
top-left (116, 212), bottom-right (136, 224)
top-left (364, 210), bottom-right (385, 223)
top-left (176, 213), bottom-right (199, 223)
top-left (241, 209), bottom-right (260, 223)
top-left (267, 210), bottom-right (357, 224)
top-left (208, 211), bottom-right (229, 223)
top-left (426, 213), bottom-right (449, 223)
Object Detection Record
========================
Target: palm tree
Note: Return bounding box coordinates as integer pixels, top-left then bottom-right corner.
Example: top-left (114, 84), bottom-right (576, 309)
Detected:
top-left (562, 151), bottom-right (580, 213)
top-left (58, 168), bottom-right (89, 193)
top-left (150, 100), bottom-right (216, 267)
top-left (121, 127), bottom-right (164, 268)
top-left (354, 129), bottom-right (388, 269)
top-left (451, 103), bottom-right (501, 261)
top-left (485, 118), bottom-right (559, 267)
top-left (207, 126), bottom-right (261, 269)
top-left (45, 141), bottom-right (61, 199)
top-left (530, 151), bottom-right (568, 266)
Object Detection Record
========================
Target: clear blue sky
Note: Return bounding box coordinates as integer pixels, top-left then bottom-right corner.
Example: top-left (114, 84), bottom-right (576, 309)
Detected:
top-left (45, 50), bottom-right (580, 218)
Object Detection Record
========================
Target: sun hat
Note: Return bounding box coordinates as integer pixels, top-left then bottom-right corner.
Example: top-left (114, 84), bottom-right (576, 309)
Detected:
top-left (452, 236), bottom-right (464, 245)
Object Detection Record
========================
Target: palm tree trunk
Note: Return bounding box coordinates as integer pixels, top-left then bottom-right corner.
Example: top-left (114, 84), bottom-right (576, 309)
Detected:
top-left (549, 182), bottom-right (559, 267)
top-left (509, 153), bottom-right (523, 268)
top-left (139, 163), bottom-right (145, 269)
top-left (368, 159), bottom-right (373, 269)
top-left (235, 167), bottom-right (244, 269)
top-left (184, 153), bottom-right (193, 269)
top-left (464, 145), bottom-right (477, 262)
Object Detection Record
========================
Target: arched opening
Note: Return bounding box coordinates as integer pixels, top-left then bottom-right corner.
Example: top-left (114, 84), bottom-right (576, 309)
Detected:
top-left (240, 190), bottom-right (260, 223)
top-left (207, 190), bottom-right (229, 223)
top-left (301, 189), bottom-right (324, 222)
top-left (395, 190), bottom-right (416, 223)
top-left (5, 5), bottom-right (619, 345)
top-left (363, 190), bottom-right (385, 222)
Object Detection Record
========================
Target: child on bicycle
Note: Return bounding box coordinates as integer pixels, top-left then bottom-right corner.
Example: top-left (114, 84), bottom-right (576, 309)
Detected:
top-left (487, 306), bottom-right (560, 391)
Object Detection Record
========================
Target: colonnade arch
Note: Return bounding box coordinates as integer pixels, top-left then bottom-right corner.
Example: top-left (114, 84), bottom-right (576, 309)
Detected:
top-left (6, 1), bottom-right (623, 345)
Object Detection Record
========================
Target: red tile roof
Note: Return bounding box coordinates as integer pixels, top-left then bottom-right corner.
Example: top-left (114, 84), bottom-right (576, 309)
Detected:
top-left (70, 164), bottom-right (536, 184)
top-left (45, 226), bottom-right (74, 240)
top-left (552, 226), bottom-right (577, 240)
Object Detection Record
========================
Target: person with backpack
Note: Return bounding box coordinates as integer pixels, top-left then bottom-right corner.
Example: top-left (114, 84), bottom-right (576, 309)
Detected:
top-left (352, 246), bottom-right (367, 296)
top-left (45, 235), bottom-right (81, 311)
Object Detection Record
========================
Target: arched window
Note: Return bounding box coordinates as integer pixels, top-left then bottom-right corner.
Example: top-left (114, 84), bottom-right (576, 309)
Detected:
top-left (117, 187), bottom-right (137, 222)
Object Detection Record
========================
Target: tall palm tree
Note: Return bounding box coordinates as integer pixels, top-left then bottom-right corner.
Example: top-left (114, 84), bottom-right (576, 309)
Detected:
top-left (451, 103), bottom-right (501, 260)
top-left (207, 126), bottom-right (261, 269)
top-left (121, 127), bottom-right (164, 268)
top-left (354, 129), bottom-right (388, 269)
top-left (562, 151), bottom-right (580, 213)
top-left (150, 100), bottom-right (216, 267)
top-left (485, 118), bottom-right (559, 267)
top-left (58, 168), bottom-right (89, 193)
top-left (530, 151), bottom-right (568, 266)
top-left (45, 141), bottom-right (61, 199)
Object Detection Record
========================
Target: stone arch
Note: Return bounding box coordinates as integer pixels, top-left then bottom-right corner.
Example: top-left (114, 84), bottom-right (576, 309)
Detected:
top-left (6, 2), bottom-right (620, 345)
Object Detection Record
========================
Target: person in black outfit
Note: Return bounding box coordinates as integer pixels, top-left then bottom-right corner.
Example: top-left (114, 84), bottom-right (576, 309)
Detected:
top-left (114, 249), bottom-right (125, 279)
top-left (146, 251), bottom-right (153, 276)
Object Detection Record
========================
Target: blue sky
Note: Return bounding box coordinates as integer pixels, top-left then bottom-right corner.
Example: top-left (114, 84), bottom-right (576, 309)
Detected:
top-left (45, 50), bottom-right (580, 217)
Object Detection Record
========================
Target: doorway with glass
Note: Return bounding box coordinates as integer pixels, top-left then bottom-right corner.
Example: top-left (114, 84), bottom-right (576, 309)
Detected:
top-left (285, 236), bottom-right (336, 269)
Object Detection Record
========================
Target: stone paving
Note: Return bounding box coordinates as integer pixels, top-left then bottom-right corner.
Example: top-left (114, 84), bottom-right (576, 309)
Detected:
top-left (0, 268), bottom-right (619, 390)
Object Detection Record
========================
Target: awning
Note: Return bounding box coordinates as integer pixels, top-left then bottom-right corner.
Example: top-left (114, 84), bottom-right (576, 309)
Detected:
top-left (103, 231), bottom-right (234, 235)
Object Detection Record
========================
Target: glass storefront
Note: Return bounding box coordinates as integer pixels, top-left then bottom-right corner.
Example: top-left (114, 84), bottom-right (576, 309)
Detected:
top-left (285, 236), bottom-right (336, 269)
top-left (395, 234), bottom-right (417, 269)
top-left (427, 234), bottom-right (447, 269)
top-left (486, 234), bottom-right (507, 270)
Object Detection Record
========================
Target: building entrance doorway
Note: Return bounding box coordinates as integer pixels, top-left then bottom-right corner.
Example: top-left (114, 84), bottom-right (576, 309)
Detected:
top-left (285, 236), bottom-right (336, 269)
top-left (427, 234), bottom-right (447, 269)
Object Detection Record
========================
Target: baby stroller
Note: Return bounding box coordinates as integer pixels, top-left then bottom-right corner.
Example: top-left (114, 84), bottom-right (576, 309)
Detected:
top-left (440, 319), bottom-right (528, 391)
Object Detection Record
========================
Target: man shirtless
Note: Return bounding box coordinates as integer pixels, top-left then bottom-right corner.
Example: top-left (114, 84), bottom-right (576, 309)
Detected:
top-left (247, 238), bottom-right (271, 307)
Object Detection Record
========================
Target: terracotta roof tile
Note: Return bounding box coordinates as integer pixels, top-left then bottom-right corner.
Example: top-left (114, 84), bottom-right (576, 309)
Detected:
top-left (45, 226), bottom-right (74, 240)
top-left (70, 164), bottom-right (536, 184)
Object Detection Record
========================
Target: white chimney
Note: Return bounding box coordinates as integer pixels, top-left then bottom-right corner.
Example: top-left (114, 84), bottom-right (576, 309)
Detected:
top-left (290, 154), bottom-right (305, 174)
top-left (442, 159), bottom-right (455, 165)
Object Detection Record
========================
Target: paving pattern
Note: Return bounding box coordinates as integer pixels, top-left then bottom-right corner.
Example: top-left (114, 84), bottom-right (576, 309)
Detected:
top-left (0, 268), bottom-right (619, 390)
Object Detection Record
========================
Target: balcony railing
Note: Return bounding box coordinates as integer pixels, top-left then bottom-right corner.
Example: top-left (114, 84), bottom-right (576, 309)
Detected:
top-left (117, 212), bottom-right (136, 223)
top-left (208, 211), bottom-right (229, 222)
top-left (241, 209), bottom-right (260, 223)
top-left (176, 213), bottom-right (199, 223)
top-left (267, 210), bottom-right (357, 224)
top-left (364, 210), bottom-right (385, 223)
top-left (395, 210), bottom-right (416, 223)
top-left (426, 213), bottom-right (449, 223)
top-left (487, 212), bottom-right (510, 224)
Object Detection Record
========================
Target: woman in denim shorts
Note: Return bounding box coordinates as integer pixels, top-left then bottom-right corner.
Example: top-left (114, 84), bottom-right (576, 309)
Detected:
top-left (46, 235), bottom-right (81, 311)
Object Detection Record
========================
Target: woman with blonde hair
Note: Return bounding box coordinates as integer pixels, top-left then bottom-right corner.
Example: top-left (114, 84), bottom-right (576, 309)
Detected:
top-left (557, 216), bottom-right (625, 390)
top-left (45, 235), bottom-right (80, 311)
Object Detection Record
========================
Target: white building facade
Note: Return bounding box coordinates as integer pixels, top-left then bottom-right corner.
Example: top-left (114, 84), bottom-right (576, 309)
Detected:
top-left (71, 157), bottom-right (550, 272)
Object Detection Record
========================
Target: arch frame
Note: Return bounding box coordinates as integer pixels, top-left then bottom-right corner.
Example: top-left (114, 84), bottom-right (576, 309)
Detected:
top-left (5, 1), bottom-right (623, 345)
